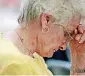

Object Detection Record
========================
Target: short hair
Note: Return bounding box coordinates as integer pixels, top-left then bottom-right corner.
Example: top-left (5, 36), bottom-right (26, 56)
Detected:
top-left (18, 0), bottom-right (81, 27)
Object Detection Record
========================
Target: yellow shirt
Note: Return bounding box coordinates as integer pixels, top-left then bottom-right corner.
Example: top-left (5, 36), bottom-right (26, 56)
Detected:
top-left (0, 33), bottom-right (52, 75)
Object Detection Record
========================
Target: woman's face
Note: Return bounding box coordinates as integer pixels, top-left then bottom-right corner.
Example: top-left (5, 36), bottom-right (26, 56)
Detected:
top-left (36, 24), bottom-right (67, 57)
top-left (36, 14), bottom-right (81, 57)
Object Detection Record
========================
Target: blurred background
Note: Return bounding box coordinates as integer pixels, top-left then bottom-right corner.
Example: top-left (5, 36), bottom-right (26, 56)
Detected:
top-left (0, 0), bottom-right (21, 33)
top-left (0, 0), bottom-right (71, 75)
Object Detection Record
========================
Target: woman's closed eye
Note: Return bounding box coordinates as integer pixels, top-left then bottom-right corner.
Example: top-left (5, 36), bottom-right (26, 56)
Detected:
top-left (64, 31), bottom-right (74, 41)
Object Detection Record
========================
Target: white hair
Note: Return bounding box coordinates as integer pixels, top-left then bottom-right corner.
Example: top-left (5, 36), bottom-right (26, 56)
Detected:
top-left (18, 0), bottom-right (84, 27)
top-left (70, 0), bottom-right (85, 17)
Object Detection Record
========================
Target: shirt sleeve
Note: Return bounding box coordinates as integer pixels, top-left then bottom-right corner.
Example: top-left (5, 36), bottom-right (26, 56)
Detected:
top-left (0, 63), bottom-right (33, 75)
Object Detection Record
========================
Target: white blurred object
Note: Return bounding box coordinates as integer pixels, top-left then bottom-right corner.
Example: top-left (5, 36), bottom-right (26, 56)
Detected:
top-left (0, 9), bottom-right (19, 33)
top-left (0, 0), bottom-right (21, 33)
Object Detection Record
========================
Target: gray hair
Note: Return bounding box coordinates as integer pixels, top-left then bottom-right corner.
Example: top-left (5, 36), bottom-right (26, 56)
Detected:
top-left (18, 0), bottom-right (82, 27)
top-left (70, 0), bottom-right (85, 17)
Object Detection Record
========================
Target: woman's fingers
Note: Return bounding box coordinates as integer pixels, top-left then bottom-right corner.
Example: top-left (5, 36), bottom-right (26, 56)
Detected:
top-left (78, 25), bottom-right (84, 34)
top-left (75, 34), bottom-right (82, 41)
top-left (74, 29), bottom-right (78, 34)
top-left (74, 24), bottom-right (85, 43)
top-left (74, 25), bottom-right (85, 43)
top-left (79, 31), bottom-right (85, 43)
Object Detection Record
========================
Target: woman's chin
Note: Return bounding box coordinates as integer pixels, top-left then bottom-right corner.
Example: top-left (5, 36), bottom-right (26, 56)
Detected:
top-left (43, 52), bottom-right (54, 57)
top-left (36, 51), bottom-right (54, 57)
top-left (47, 53), bottom-right (54, 58)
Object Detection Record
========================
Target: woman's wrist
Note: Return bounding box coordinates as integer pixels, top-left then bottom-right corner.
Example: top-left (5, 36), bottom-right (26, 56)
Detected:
top-left (70, 53), bottom-right (85, 75)
top-left (70, 48), bottom-right (85, 67)
top-left (70, 66), bottom-right (85, 75)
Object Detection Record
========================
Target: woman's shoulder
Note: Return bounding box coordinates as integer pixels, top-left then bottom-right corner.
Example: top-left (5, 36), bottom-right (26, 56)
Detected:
top-left (0, 55), bottom-right (34, 75)
top-left (0, 32), bottom-right (22, 55)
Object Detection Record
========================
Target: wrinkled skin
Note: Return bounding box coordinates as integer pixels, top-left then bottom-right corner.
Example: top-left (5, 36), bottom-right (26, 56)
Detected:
top-left (69, 24), bottom-right (85, 75)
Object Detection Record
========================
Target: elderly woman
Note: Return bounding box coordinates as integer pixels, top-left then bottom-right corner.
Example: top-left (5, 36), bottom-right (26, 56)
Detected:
top-left (0, 0), bottom-right (85, 75)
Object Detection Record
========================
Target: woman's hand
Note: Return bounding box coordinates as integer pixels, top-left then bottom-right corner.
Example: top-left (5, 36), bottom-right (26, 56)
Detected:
top-left (75, 24), bottom-right (85, 43)
top-left (70, 24), bottom-right (85, 75)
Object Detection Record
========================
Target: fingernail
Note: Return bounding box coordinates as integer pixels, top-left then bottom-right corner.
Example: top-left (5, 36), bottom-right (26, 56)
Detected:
top-left (75, 37), bottom-right (79, 41)
top-left (81, 30), bottom-right (83, 33)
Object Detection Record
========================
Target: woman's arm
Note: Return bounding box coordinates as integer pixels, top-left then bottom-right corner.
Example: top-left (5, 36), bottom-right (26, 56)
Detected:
top-left (70, 40), bottom-right (85, 75)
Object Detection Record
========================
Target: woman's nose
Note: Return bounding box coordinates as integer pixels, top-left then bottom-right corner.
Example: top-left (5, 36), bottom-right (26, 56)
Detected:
top-left (59, 42), bottom-right (67, 51)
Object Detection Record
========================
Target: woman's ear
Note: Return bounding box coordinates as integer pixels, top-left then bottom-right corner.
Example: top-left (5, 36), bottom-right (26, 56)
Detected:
top-left (40, 13), bottom-right (50, 33)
